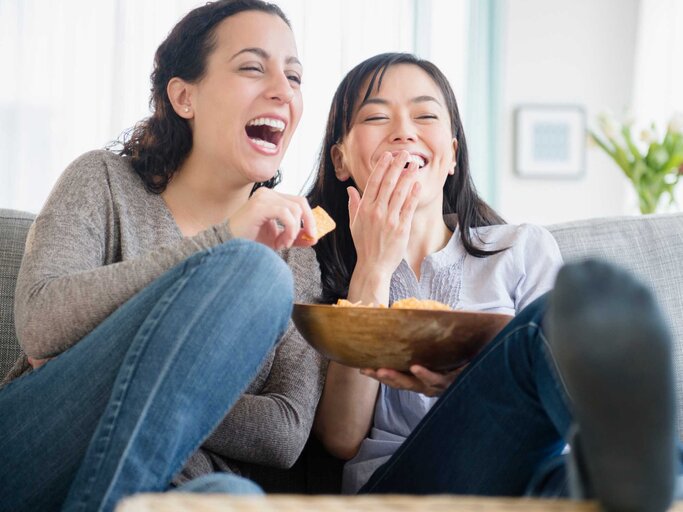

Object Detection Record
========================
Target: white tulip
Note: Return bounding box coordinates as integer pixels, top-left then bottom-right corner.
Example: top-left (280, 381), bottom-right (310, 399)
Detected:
top-left (668, 112), bottom-right (683, 134)
top-left (640, 129), bottom-right (655, 144)
top-left (598, 111), bottom-right (619, 139)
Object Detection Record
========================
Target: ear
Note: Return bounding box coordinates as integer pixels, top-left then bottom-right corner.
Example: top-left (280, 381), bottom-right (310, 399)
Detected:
top-left (331, 144), bottom-right (351, 181)
top-left (449, 138), bottom-right (459, 175)
top-left (167, 77), bottom-right (194, 119)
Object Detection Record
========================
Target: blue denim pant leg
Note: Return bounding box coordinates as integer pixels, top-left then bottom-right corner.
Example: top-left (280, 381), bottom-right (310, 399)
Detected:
top-left (173, 473), bottom-right (265, 495)
top-left (0, 239), bottom-right (293, 512)
top-left (361, 293), bottom-right (573, 495)
top-left (525, 441), bottom-right (683, 498)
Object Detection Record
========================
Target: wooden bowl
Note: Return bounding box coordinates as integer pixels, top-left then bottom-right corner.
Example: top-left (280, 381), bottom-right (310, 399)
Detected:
top-left (292, 304), bottom-right (513, 371)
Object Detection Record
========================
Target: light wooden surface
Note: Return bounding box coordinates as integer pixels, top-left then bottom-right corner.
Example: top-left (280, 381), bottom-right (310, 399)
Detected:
top-left (116, 494), bottom-right (683, 512)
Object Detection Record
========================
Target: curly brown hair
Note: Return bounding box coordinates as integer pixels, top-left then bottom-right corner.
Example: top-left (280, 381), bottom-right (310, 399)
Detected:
top-left (115, 0), bottom-right (290, 194)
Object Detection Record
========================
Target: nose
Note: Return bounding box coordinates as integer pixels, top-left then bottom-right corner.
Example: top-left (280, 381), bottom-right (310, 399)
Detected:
top-left (266, 71), bottom-right (294, 104)
top-left (390, 114), bottom-right (417, 143)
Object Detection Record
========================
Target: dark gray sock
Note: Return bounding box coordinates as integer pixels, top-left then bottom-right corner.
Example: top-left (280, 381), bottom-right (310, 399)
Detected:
top-left (547, 259), bottom-right (676, 512)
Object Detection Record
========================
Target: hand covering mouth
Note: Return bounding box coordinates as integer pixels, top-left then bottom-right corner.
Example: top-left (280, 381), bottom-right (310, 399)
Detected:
top-left (388, 151), bottom-right (428, 169)
top-left (245, 117), bottom-right (286, 150)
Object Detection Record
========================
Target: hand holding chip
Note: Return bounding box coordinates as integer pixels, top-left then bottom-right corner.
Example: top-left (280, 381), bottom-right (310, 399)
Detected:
top-left (230, 188), bottom-right (335, 251)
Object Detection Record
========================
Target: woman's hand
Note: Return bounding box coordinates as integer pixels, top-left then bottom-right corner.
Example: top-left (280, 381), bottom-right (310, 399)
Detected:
top-left (348, 151), bottom-right (421, 276)
top-left (28, 356), bottom-right (53, 369)
top-left (229, 188), bottom-right (317, 251)
top-left (360, 364), bottom-right (466, 397)
top-left (345, 151), bottom-right (422, 306)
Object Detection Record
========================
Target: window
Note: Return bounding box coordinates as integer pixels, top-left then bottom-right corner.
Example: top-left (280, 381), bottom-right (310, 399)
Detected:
top-left (0, 0), bottom-right (472, 211)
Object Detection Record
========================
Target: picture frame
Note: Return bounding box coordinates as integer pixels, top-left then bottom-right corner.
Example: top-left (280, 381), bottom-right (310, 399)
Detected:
top-left (514, 105), bottom-right (586, 179)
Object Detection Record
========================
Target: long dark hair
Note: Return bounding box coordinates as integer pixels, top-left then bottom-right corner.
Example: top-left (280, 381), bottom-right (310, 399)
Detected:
top-left (115, 0), bottom-right (290, 194)
top-left (306, 53), bottom-right (506, 303)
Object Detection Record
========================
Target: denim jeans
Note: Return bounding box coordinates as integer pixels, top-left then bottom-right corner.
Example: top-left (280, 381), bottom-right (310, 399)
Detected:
top-left (360, 292), bottom-right (683, 496)
top-left (173, 473), bottom-right (265, 495)
top-left (0, 239), bottom-right (293, 512)
top-left (360, 294), bottom-right (576, 495)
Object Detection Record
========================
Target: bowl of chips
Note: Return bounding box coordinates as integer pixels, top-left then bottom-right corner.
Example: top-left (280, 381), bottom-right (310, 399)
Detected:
top-left (292, 299), bottom-right (513, 371)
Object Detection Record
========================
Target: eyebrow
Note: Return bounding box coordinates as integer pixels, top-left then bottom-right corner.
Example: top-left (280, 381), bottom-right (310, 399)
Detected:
top-left (359, 95), bottom-right (442, 108)
top-left (229, 47), bottom-right (302, 66)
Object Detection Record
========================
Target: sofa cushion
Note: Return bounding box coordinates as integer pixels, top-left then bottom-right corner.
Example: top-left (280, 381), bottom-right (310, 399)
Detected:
top-left (0, 209), bottom-right (681, 440)
top-left (548, 212), bottom-right (683, 438)
top-left (0, 209), bottom-right (34, 379)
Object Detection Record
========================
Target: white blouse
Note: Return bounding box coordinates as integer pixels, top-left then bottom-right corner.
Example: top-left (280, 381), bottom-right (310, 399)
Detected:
top-left (342, 217), bottom-right (564, 494)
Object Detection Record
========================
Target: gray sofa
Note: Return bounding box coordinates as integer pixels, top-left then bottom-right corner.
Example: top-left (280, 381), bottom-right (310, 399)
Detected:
top-left (1, 208), bottom-right (683, 492)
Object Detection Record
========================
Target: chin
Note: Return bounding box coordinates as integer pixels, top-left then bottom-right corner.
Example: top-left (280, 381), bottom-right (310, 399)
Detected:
top-left (417, 189), bottom-right (444, 210)
top-left (248, 168), bottom-right (280, 185)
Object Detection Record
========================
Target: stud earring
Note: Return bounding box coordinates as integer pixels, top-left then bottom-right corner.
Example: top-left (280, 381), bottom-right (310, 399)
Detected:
top-left (183, 107), bottom-right (190, 113)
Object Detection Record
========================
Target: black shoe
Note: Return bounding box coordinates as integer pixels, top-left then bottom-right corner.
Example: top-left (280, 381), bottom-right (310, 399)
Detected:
top-left (547, 259), bottom-right (676, 512)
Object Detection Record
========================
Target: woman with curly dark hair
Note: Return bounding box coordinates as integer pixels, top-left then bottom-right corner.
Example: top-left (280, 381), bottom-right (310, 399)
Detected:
top-left (0, 1), bottom-right (326, 510)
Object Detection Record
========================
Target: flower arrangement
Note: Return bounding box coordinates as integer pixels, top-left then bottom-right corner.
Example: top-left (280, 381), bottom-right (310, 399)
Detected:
top-left (589, 112), bottom-right (683, 214)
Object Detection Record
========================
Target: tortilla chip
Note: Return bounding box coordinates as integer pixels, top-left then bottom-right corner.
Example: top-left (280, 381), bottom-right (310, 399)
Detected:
top-left (303, 206), bottom-right (336, 241)
top-left (334, 299), bottom-right (387, 308)
top-left (334, 297), bottom-right (450, 310)
top-left (391, 298), bottom-right (452, 311)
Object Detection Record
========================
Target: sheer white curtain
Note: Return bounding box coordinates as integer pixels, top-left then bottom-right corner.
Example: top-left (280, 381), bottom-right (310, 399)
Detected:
top-left (0, 0), bottom-right (469, 212)
top-left (0, 0), bottom-right (204, 212)
top-left (631, 0), bottom-right (683, 204)
top-left (632, 0), bottom-right (683, 124)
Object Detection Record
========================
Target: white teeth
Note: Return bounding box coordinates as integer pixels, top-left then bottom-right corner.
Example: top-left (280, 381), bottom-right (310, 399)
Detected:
top-left (250, 137), bottom-right (277, 150)
top-left (408, 154), bottom-right (426, 168)
top-left (247, 117), bottom-right (285, 131)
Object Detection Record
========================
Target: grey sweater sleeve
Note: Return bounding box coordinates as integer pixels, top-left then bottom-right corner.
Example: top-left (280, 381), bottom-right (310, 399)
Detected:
top-left (201, 246), bottom-right (327, 469)
top-left (14, 151), bottom-right (233, 358)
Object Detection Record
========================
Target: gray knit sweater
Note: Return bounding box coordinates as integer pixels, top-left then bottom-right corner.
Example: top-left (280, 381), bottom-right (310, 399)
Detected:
top-left (8, 150), bottom-right (326, 480)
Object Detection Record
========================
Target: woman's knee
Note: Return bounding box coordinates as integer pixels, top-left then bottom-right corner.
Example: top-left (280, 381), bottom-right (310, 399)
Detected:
top-left (198, 239), bottom-right (294, 313)
top-left (227, 239), bottom-right (293, 299)
top-left (518, 292), bottom-right (550, 327)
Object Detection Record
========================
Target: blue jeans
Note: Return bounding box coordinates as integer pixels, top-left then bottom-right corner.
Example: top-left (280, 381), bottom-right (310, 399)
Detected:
top-left (360, 293), bottom-right (682, 496)
top-left (0, 239), bottom-right (293, 512)
top-left (360, 294), bottom-right (577, 495)
top-left (173, 473), bottom-right (265, 495)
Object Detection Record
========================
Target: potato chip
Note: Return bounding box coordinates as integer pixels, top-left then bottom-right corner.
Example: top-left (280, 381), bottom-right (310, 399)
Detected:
top-left (302, 206), bottom-right (336, 242)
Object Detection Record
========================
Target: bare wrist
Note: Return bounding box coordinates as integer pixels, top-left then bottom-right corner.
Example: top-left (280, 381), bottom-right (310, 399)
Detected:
top-left (348, 268), bottom-right (392, 306)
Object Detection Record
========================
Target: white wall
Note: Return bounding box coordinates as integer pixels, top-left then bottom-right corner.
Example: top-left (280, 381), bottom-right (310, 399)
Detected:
top-left (497, 0), bottom-right (640, 224)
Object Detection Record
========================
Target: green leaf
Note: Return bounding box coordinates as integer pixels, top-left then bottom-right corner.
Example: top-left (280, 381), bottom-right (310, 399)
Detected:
top-left (621, 125), bottom-right (644, 161)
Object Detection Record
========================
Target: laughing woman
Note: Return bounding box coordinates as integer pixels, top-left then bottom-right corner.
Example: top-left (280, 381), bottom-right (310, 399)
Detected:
top-left (0, 1), bottom-right (325, 511)
top-left (308, 53), bottom-right (678, 511)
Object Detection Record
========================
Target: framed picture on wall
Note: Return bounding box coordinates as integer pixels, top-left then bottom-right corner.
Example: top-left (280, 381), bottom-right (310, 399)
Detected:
top-left (514, 105), bottom-right (586, 178)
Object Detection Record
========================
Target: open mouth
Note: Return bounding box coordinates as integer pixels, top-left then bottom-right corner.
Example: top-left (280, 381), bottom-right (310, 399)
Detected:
top-left (245, 117), bottom-right (286, 151)
top-left (403, 154), bottom-right (427, 169)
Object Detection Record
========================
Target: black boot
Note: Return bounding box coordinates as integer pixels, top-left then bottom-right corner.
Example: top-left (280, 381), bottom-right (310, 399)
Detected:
top-left (547, 259), bottom-right (676, 512)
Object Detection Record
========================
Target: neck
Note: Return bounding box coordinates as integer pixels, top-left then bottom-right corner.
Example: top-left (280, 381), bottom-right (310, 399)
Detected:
top-left (161, 150), bottom-right (253, 237)
top-left (404, 199), bottom-right (453, 279)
